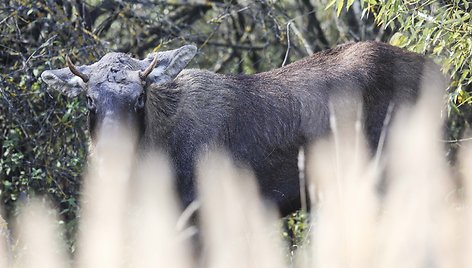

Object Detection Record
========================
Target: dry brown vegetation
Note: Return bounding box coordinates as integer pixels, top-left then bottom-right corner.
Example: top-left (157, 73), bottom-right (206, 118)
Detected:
top-left (1, 72), bottom-right (470, 268)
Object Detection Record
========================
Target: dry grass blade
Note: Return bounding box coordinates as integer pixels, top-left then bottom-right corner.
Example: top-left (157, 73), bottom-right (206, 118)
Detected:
top-left (0, 213), bottom-right (10, 268)
top-left (75, 127), bottom-right (135, 268)
top-left (307, 93), bottom-right (378, 268)
top-left (458, 137), bottom-right (472, 268)
top-left (197, 150), bottom-right (286, 268)
top-left (373, 63), bottom-right (455, 268)
top-left (14, 201), bottom-right (68, 268)
top-left (126, 153), bottom-right (193, 268)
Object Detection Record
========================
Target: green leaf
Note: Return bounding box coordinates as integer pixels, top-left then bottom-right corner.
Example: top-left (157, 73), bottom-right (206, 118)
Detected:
top-left (433, 45), bottom-right (444, 55)
top-left (390, 32), bottom-right (408, 47)
top-left (347, 0), bottom-right (356, 9)
top-left (325, 0), bottom-right (337, 10)
top-left (336, 0), bottom-right (344, 16)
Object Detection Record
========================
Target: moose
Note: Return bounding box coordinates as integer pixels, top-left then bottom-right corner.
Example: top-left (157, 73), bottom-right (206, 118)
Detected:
top-left (41, 41), bottom-right (433, 215)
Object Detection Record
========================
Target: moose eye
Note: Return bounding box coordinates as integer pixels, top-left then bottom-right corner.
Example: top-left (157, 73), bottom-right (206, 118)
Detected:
top-left (135, 93), bottom-right (145, 110)
top-left (86, 95), bottom-right (96, 112)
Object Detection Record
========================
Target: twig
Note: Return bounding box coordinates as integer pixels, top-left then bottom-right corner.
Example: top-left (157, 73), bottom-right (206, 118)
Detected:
top-left (282, 20), bottom-right (292, 67)
top-left (374, 103), bottom-right (394, 168)
top-left (441, 137), bottom-right (472, 143)
top-left (195, 39), bottom-right (269, 50)
top-left (24, 34), bottom-right (57, 67)
top-left (298, 147), bottom-right (307, 213)
top-left (283, 18), bottom-right (314, 67)
top-left (176, 200), bottom-right (200, 232)
top-left (289, 22), bottom-right (314, 55)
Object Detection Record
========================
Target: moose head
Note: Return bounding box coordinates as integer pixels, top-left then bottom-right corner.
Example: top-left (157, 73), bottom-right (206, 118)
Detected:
top-left (41, 45), bottom-right (197, 140)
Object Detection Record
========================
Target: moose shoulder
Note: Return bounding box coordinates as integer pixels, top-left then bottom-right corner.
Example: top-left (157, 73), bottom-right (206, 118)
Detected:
top-left (42, 41), bottom-right (431, 215)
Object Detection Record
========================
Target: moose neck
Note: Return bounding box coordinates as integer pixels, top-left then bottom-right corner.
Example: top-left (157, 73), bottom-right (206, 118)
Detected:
top-left (142, 83), bottom-right (182, 150)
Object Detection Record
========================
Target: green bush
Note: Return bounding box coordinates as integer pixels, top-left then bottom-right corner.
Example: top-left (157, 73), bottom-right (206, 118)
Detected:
top-left (328, 0), bottom-right (472, 159)
top-left (1, 1), bottom-right (109, 249)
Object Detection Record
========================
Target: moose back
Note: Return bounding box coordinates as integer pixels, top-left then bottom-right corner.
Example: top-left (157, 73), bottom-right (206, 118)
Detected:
top-left (42, 41), bottom-right (432, 215)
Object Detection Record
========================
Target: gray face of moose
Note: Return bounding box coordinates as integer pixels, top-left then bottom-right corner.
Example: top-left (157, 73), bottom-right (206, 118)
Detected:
top-left (41, 45), bottom-right (197, 142)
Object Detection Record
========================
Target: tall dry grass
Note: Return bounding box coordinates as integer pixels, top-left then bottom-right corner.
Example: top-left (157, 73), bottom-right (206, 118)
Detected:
top-left (1, 68), bottom-right (470, 268)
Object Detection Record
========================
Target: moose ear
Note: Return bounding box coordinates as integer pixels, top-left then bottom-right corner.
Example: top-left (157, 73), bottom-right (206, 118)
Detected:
top-left (141, 45), bottom-right (197, 85)
top-left (41, 65), bottom-right (89, 97)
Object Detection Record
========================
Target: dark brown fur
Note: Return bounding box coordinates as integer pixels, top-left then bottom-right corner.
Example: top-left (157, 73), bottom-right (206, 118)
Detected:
top-left (42, 41), bottom-right (433, 215)
top-left (144, 41), bottom-right (427, 214)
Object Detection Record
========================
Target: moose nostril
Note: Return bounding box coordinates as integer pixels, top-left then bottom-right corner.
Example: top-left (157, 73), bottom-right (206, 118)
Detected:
top-left (135, 93), bottom-right (145, 110)
top-left (86, 96), bottom-right (96, 111)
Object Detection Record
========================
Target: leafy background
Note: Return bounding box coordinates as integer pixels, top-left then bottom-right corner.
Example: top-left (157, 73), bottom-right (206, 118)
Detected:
top-left (1, 0), bottom-right (470, 250)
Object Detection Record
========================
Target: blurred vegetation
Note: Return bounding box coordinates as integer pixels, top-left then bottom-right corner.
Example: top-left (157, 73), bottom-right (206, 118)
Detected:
top-left (0, 0), bottom-right (470, 251)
